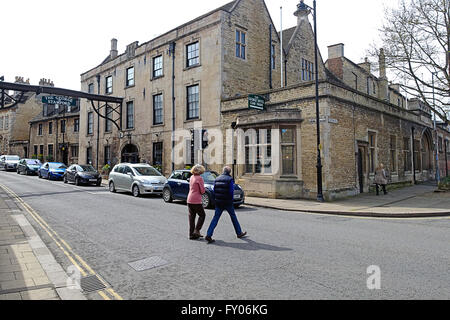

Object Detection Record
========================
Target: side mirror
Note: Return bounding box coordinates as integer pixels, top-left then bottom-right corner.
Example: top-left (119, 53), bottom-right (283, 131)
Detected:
top-left (187, 178), bottom-right (190, 182)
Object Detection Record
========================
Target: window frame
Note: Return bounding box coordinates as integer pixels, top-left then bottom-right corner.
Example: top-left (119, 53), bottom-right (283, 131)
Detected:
top-left (126, 101), bottom-right (135, 130)
top-left (87, 112), bottom-right (94, 135)
top-left (152, 55), bottom-right (163, 78)
top-left (153, 93), bottom-right (164, 125)
top-left (186, 42), bottom-right (200, 68)
top-left (105, 76), bottom-right (113, 94)
top-left (236, 30), bottom-right (246, 60)
top-left (186, 85), bottom-right (200, 120)
top-left (126, 67), bottom-right (135, 87)
top-left (74, 118), bottom-right (80, 133)
top-left (368, 131), bottom-right (377, 174)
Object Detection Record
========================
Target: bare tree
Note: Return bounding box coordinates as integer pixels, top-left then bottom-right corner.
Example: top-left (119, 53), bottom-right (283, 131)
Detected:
top-left (370, 0), bottom-right (449, 125)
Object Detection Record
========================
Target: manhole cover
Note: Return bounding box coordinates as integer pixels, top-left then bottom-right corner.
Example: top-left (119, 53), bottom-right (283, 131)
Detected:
top-left (128, 257), bottom-right (168, 272)
top-left (80, 275), bottom-right (107, 293)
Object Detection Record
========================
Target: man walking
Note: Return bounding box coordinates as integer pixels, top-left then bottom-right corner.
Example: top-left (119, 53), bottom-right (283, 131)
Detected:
top-left (205, 166), bottom-right (247, 244)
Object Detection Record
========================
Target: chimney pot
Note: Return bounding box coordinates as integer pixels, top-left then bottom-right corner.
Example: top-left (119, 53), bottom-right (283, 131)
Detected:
top-left (110, 38), bottom-right (118, 59)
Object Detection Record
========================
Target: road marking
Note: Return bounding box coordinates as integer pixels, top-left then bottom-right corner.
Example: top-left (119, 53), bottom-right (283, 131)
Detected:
top-left (0, 183), bottom-right (123, 301)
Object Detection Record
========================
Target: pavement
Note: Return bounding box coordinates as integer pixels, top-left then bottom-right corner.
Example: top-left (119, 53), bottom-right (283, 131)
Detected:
top-left (0, 185), bottom-right (86, 300)
top-left (245, 183), bottom-right (450, 218)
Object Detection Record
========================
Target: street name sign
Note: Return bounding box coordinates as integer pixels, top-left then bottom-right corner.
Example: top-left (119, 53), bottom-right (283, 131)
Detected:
top-left (42, 96), bottom-right (77, 107)
top-left (248, 94), bottom-right (266, 111)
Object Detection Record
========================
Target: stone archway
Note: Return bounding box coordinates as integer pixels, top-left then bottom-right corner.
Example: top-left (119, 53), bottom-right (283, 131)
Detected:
top-left (121, 144), bottom-right (140, 164)
top-left (421, 129), bottom-right (433, 171)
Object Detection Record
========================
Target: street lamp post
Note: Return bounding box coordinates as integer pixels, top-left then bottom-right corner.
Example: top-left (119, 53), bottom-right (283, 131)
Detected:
top-left (432, 72), bottom-right (440, 183)
top-left (299, 0), bottom-right (324, 202)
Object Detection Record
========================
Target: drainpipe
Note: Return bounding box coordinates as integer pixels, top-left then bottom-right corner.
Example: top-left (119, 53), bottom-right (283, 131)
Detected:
top-left (412, 127), bottom-right (416, 184)
top-left (269, 24), bottom-right (273, 90)
top-left (96, 75), bottom-right (101, 171)
top-left (170, 42), bottom-right (176, 172)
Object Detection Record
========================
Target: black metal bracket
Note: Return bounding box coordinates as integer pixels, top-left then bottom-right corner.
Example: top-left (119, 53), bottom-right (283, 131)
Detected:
top-left (0, 81), bottom-right (124, 131)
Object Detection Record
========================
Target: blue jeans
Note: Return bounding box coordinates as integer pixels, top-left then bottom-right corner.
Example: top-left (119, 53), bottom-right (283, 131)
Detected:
top-left (207, 204), bottom-right (242, 238)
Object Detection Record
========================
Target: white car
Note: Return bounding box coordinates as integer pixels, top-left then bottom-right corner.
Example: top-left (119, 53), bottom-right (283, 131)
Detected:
top-left (108, 163), bottom-right (168, 197)
top-left (0, 155), bottom-right (20, 171)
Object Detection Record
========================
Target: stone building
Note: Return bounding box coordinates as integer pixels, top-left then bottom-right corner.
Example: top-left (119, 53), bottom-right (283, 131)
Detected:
top-left (0, 77), bottom-right (43, 158)
top-left (28, 102), bottom-right (80, 165)
top-left (220, 2), bottom-right (450, 200)
top-left (79, 0), bottom-right (284, 176)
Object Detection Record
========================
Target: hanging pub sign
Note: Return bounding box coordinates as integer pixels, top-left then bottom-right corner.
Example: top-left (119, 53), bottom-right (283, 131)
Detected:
top-left (248, 94), bottom-right (266, 111)
top-left (42, 96), bottom-right (77, 107)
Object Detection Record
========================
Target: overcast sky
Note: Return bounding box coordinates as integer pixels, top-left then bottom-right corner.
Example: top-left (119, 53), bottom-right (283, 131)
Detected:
top-left (0, 0), bottom-right (393, 90)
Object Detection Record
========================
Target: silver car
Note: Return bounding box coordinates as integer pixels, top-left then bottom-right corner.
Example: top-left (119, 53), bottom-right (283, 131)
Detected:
top-left (0, 155), bottom-right (20, 171)
top-left (108, 163), bottom-right (167, 197)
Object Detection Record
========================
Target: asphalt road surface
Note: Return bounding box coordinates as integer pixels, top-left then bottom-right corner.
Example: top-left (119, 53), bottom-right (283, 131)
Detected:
top-left (1, 170), bottom-right (449, 300)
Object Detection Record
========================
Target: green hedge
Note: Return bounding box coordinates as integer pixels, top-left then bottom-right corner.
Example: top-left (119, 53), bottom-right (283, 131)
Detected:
top-left (438, 177), bottom-right (450, 191)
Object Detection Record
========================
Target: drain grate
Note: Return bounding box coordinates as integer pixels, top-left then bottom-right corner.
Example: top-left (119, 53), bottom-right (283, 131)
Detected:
top-left (80, 275), bottom-right (107, 293)
top-left (128, 256), bottom-right (168, 272)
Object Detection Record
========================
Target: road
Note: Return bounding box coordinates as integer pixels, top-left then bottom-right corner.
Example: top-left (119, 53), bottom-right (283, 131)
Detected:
top-left (0, 170), bottom-right (449, 300)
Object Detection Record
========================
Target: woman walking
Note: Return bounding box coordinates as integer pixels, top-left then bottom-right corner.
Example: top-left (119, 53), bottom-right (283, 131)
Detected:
top-left (375, 163), bottom-right (388, 196)
top-left (187, 165), bottom-right (207, 240)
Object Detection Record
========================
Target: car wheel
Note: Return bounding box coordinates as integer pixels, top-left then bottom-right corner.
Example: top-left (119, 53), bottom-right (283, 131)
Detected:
top-left (132, 185), bottom-right (140, 198)
top-left (17, 169), bottom-right (20, 174)
top-left (162, 188), bottom-right (173, 203)
top-left (109, 181), bottom-right (116, 193)
top-left (64, 176), bottom-right (68, 184)
top-left (75, 177), bottom-right (80, 186)
top-left (202, 193), bottom-right (211, 209)
top-left (96, 181), bottom-right (102, 187)
top-left (38, 172), bottom-right (42, 179)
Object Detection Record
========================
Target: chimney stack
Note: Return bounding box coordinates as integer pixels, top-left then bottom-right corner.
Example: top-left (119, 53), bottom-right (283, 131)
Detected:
top-left (328, 43), bottom-right (345, 60)
top-left (110, 38), bottom-right (118, 59)
top-left (39, 78), bottom-right (54, 87)
top-left (358, 57), bottom-right (371, 73)
top-left (378, 48), bottom-right (389, 101)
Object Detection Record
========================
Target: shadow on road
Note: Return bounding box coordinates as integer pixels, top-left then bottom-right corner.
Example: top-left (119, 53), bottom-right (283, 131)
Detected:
top-left (212, 238), bottom-right (292, 252)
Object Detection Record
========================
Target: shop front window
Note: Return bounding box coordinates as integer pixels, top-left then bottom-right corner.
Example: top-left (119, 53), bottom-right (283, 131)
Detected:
top-left (281, 128), bottom-right (295, 175)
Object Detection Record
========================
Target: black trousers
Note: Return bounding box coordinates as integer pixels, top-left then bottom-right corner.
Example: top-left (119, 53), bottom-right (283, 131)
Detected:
top-left (376, 184), bottom-right (387, 195)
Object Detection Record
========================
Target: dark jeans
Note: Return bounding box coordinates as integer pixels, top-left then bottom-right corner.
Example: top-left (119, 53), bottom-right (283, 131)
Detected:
top-left (207, 204), bottom-right (243, 238)
top-left (376, 184), bottom-right (387, 195)
top-left (188, 204), bottom-right (206, 237)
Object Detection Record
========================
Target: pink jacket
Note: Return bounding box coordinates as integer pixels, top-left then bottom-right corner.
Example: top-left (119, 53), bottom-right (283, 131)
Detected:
top-left (187, 175), bottom-right (206, 205)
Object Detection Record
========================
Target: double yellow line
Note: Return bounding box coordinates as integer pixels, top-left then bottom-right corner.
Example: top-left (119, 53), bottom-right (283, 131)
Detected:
top-left (0, 183), bottom-right (123, 300)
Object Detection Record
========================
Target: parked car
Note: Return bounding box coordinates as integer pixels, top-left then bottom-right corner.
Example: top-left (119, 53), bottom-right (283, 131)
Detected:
top-left (162, 170), bottom-right (245, 209)
top-left (0, 155), bottom-right (20, 171)
top-left (38, 162), bottom-right (67, 180)
top-left (108, 163), bottom-right (168, 197)
top-left (64, 164), bottom-right (102, 186)
top-left (17, 159), bottom-right (42, 175)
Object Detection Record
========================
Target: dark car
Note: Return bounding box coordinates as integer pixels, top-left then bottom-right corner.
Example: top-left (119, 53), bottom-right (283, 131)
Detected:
top-left (17, 159), bottom-right (42, 175)
top-left (64, 164), bottom-right (102, 186)
top-left (162, 170), bottom-right (245, 209)
top-left (38, 162), bottom-right (67, 180)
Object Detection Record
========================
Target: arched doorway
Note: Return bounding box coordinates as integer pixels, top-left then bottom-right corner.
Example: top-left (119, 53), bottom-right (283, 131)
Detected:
top-left (121, 144), bottom-right (140, 164)
top-left (421, 130), bottom-right (433, 171)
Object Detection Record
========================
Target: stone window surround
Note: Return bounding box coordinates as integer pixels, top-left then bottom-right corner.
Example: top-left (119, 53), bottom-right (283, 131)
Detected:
top-left (48, 121), bottom-right (53, 135)
top-left (125, 65), bottom-right (135, 88)
top-left (184, 38), bottom-right (201, 70)
top-left (185, 82), bottom-right (201, 122)
top-left (105, 75), bottom-right (113, 95)
top-left (389, 135), bottom-right (398, 174)
top-left (235, 28), bottom-right (247, 60)
top-left (368, 130), bottom-right (378, 175)
top-left (152, 91), bottom-right (164, 126)
top-left (87, 111), bottom-right (94, 136)
top-left (151, 54), bottom-right (164, 80)
top-left (240, 124), bottom-right (300, 179)
top-left (38, 123), bottom-right (43, 136)
top-left (47, 144), bottom-right (54, 158)
top-left (104, 105), bottom-right (113, 133)
top-left (125, 99), bottom-right (135, 131)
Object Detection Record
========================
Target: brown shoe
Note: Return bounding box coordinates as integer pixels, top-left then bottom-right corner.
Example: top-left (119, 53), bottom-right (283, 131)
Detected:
top-left (190, 234), bottom-right (200, 240)
top-left (237, 232), bottom-right (248, 239)
top-left (205, 236), bottom-right (215, 244)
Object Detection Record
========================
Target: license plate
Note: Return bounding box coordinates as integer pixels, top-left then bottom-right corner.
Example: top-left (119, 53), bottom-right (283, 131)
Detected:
top-left (234, 194), bottom-right (241, 200)
top-left (90, 179), bottom-right (97, 182)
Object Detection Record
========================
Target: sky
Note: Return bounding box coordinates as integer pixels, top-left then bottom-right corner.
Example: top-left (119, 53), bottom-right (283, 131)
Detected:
top-left (0, 0), bottom-right (393, 91)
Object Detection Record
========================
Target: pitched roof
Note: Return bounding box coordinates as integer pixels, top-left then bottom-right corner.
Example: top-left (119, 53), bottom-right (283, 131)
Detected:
top-left (279, 26), bottom-right (296, 54)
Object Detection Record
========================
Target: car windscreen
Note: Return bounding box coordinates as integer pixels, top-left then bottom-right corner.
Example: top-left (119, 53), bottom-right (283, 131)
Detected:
top-left (201, 171), bottom-right (219, 183)
top-left (133, 167), bottom-right (161, 177)
top-left (79, 165), bottom-right (96, 172)
top-left (26, 160), bottom-right (41, 165)
top-left (49, 163), bottom-right (67, 170)
top-left (6, 156), bottom-right (20, 161)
